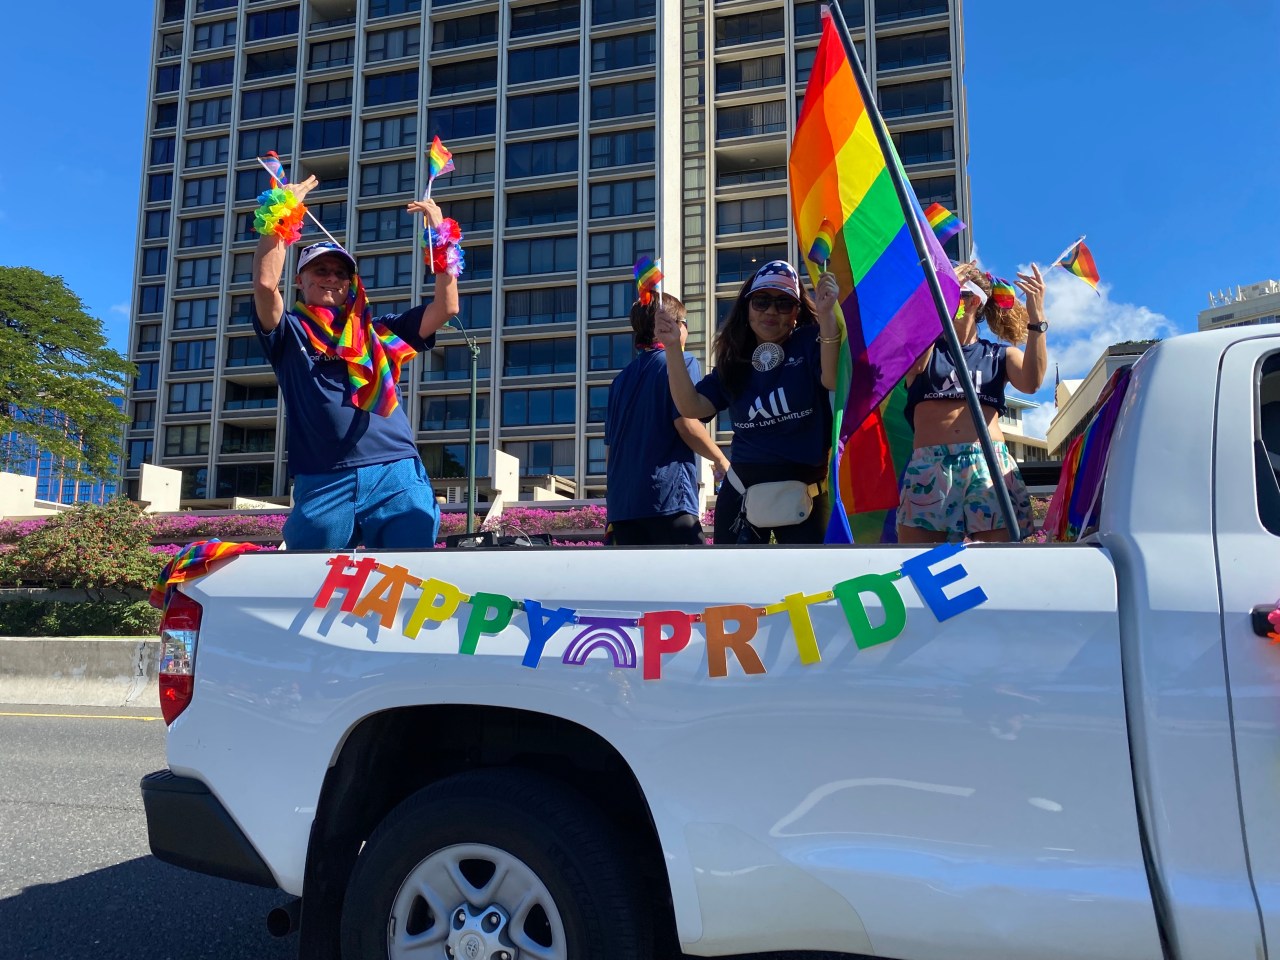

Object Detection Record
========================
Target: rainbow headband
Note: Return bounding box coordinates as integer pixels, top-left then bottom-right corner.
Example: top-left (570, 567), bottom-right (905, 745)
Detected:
top-left (987, 275), bottom-right (1018, 310)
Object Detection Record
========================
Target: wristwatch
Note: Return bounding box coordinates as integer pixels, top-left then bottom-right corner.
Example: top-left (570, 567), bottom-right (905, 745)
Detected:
top-left (1026, 321), bottom-right (1048, 333)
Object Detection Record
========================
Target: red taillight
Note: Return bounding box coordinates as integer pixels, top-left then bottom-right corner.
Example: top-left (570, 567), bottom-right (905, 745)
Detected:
top-left (158, 592), bottom-right (202, 725)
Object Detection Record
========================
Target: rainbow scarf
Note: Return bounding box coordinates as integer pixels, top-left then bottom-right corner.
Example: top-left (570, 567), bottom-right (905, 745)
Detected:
top-left (789, 8), bottom-right (960, 543)
top-left (924, 202), bottom-right (966, 245)
top-left (1058, 239), bottom-right (1101, 293)
top-left (150, 539), bottom-right (264, 608)
top-left (295, 274), bottom-right (417, 417)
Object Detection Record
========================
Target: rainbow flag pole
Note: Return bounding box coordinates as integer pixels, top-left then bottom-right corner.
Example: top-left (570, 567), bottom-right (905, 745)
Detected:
top-left (253, 156), bottom-right (344, 249)
top-left (821, 0), bottom-right (1021, 540)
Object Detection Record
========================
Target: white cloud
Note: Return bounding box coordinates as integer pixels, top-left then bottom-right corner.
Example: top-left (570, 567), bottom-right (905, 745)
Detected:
top-left (109, 302), bottom-right (130, 316)
top-left (1021, 404), bottom-right (1056, 440)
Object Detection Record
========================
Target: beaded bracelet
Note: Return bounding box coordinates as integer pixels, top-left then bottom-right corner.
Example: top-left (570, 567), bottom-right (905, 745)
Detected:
top-left (817, 333), bottom-right (842, 344)
top-left (253, 187), bottom-right (306, 245)
top-left (422, 217), bottom-right (466, 278)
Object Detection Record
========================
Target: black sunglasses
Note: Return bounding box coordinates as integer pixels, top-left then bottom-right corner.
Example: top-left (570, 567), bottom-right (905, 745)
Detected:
top-left (749, 294), bottom-right (799, 313)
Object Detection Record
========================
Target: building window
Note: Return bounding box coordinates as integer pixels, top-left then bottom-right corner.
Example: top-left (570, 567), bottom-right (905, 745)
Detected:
top-left (587, 385), bottom-right (608, 422)
top-left (309, 37), bottom-right (354, 69)
top-left (191, 56), bottom-right (234, 89)
top-left (170, 338), bottom-right (217, 372)
top-left (717, 100), bottom-right (786, 139)
top-left (147, 173), bottom-right (174, 203)
top-left (502, 439), bottom-right (574, 477)
top-left (144, 210), bottom-right (171, 239)
top-left (508, 90), bottom-right (578, 131)
top-left (127, 439), bottom-right (155, 471)
top-left (370, 0), bottom-right (422, 17)
top-left (588, 280), bottom-right (632, 320)
top-left (505, 236), bottom-right (577, 276)
top-left (506, 136), bottom-right (578, 179)
top-left (182, 175), bottom-right (227, 208)
top-left (432, 59), bottom-right (497, 95)
top-left (155, 102), bottom-right (179, 129)
top-left (306, 77), bottom-right (353, 109)
top-left (136, 323), bottom-right (162, 353)
top-left (427, 102), bottom-right (497, 141)
top-left (504, 338), bottom-right (576, 376)
top-left (592, 0), bottom-right (654, 27)
top-left (587, 436), bottom-right (606, 473)
top-left (588, 332), bottom-right (632, 370)
top-left (715, 10), bottom-right (784, 47)
top-left (511, 0), bottom-right (579, 37)
top-left (134, 361), bottom-right (160, 392)
top-left (178, 215), bottom-right (224, 248)
top-left (419, 441), bottom-right (488, 479)
top-left (420, 394), bottom-right (490, 430)
top-left (168, 380), bottom-right (214, 414)
top-left (302, 116), bottom-right (352, 151)
top-left (174, 298), bottom-right (220, 330)
top-left (588, 177), bottom-right (654, 218)
top-left (139, 285), bottom-right (166, 315)
top-left (141, 247), bottom-right (168, 277)
top-left (716, 55), bottom-right (784, 94)
top-left (367, 26), bottom-right (420, 62)
top-left (467, 245), bottom-right (494, 280)
top-left (589, 227), bottom-right (653, 269)
top-left (506, 287), bottom-right (576, 326)
top-left (506, 187), bottom-right (577, 227)
top-left (224, 382), bottom-right (278, 411)
top-left (221, 424), bottom-right (276, 455)
top-left (877, 28), bottom-right (950, 70)
top-left (177, 255), bottom-right (222, 289)
top-left (362, 253), bottom-right (414, 289)
top-left (156, 64), bottom-right (180, 93)
top-left (892, 126), bottom-right (955, 164)
top-left (423, 344), bottom-right (492, 382)
top-left (910, 174), bottom-right (956, 209)
top-left (590, 80), bottom-right (654, 120)
top-left (238, 125), bottom-right (292, 162)
top-left (433, 13), bottom-right (499, 49)
top-left (229, 295), bottom-right (256, 326)
top-left (717, 243), bottom-right (787, 284)
top-left (230, 252), bottom-right (254, 284)
top-left (246, 8), bottom-right (299, 41)
top-left (363, 113), bottom-right (417, 151)
top-left (448, 150), bottom-right (496, 185)
top-left (244, 48), bottom-right (297, 81)
top-left (875, 0), bottom-right (948, 24)
top-left (225, 336), bottom-right (269, 368)
top-left (445, 196), bottom-right (494, 231)
top-left (509, 42), bottom-right (578, 84)
top-left (358, 206), bottom-right (415, 242)
top-left (132, 400), bottom-right (156, 430)
top-left (185, 135), bottom-right (229, 169)
top-left (591, 31), bottom-right (655, 71)
top-left (241, 85), bottom-right (294, 120)
top-left (589, 128), bottom-right (654, 168)
top-left (503, 387), bottom-right (576, 426)
top-left (716, 195), bottom-right (787, 235)
top-left (795, 0), bottom-right (863, 34)
top-left (360, 159), bottom-right (416, 197)
top-left (456, 291), bottom-right (493, 329)
top-left (216, 463), bottom-right (275, 498)
top-left (366, 68), bottom-right (419, 106)
top-left (165, 424), bottom-right (211, 457)
top-left (878, 78), bottom-right (952, 118)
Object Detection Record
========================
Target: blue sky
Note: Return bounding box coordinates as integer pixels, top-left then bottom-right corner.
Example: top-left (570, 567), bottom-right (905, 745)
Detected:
top-left (1, 1), bottom-right (1276, 436)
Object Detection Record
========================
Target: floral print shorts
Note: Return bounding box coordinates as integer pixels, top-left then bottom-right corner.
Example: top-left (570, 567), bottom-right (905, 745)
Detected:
top-left (898, 441), bottom-right (1033, 539)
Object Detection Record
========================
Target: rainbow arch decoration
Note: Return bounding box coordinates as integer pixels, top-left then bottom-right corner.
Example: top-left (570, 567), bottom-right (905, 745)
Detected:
top-left (562, 617), bottom-right (638, 669)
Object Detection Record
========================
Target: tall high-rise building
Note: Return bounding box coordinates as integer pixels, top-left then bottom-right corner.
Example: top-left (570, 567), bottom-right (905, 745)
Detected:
top-left (127, 0), bottom-right (970, 504)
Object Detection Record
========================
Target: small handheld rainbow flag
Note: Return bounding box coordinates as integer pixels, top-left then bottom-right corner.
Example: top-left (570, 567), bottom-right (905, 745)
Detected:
top-left (1055, 238), bottom-right (1101, 293)
top-left (924, 202), bottom-right (965, 245)
top-left (634, 256), bottom-right (663, 305)
top-left (262, 151), bottom-right (289, 189)
top-left (424, 136), bottom-right (455, 198)
top-left (807, 219), bottom-right (837, 270)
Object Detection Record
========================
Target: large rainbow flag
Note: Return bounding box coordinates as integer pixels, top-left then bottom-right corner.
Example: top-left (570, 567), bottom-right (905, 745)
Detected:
top-left (789, 6), bottom-right (961, 543)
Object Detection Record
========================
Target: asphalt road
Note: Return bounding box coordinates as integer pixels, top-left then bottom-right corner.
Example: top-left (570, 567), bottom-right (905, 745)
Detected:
top-left (0, 706), bottom-right (296, 960)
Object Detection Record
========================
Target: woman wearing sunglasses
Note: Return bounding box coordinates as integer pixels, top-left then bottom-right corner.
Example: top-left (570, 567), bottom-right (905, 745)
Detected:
top-left (655, 260), bottom-right (841, 544)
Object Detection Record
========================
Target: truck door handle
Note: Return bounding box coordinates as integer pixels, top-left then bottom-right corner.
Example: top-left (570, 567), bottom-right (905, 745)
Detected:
top-left (1253, 605), bottom-right (1278, 638)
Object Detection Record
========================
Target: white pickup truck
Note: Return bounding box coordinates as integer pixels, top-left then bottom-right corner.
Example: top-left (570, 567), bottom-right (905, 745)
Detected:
top-left (141, 326), bottom-right (1280, 960)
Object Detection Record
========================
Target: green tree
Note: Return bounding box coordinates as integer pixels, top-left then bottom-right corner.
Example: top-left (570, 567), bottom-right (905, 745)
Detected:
top-left (0, 266), bottom-right (133, 483)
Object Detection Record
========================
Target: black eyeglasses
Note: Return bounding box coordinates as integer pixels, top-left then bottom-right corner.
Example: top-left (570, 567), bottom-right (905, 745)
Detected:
top-left (749, 294), bottom-right (799, 314)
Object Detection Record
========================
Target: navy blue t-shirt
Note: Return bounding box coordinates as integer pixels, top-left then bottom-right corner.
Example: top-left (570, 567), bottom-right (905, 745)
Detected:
top-left (605, 348), bottom-right (701, 522)
top-left (252, 304), bottom-right (434, 476)
top-left (904, 336), bottom-right (1009, 430)
top-left (695, 324), bottom-right (832, 469)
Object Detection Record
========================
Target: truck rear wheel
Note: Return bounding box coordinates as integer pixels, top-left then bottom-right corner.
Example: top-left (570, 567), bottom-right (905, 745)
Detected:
top-left (339, 768), bottom-right (654, 960)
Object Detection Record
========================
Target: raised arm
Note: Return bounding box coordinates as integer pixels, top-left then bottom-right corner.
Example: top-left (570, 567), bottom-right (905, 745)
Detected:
top-left (813, 271), bottom-right (842, 391)
top-left (252, 175), bottom-right (319, 333)
top-left (654, 309), bottom-right (717, 421)
top-left (1006, 264), bottom-right (1049, 393)
top-left (407, 198), bottom-right (460, 340)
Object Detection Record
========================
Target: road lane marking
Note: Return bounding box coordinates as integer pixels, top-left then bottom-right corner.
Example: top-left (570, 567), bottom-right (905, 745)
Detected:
top-left (0, 711), bottom-right (162, 721)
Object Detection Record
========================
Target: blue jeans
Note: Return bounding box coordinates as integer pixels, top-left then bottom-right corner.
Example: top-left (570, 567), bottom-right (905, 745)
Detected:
top-left (285, 457), bottom-right (440, 550)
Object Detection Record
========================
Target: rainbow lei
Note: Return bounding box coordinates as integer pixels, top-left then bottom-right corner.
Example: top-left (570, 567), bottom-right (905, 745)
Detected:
top-left (254, 187), bottom-right (307, 244)
top-left (422, 217), bottom-right (466, 278)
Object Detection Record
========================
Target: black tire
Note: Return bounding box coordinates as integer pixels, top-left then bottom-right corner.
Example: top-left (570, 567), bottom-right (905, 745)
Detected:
top-left (340, 767), bottom-right (655, 960)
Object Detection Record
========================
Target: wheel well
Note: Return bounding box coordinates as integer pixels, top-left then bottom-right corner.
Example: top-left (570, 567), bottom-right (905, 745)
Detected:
top-left (297, 705), bottom-right (676, 960)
